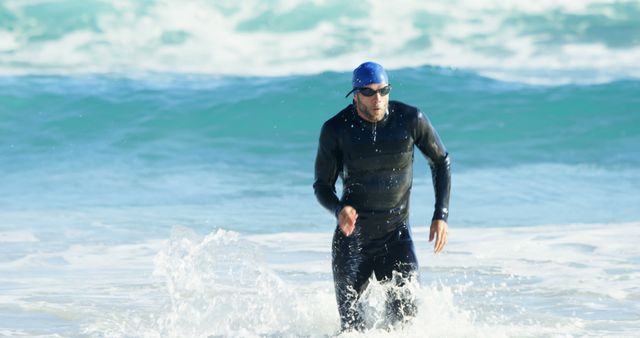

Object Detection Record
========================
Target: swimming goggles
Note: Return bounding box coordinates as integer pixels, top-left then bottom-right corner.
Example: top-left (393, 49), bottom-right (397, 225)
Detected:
top-left (345, 85), bottom-right (391, 98)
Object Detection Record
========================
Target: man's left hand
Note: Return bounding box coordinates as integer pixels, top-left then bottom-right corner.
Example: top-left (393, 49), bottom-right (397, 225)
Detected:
top-left (429, 219), bottom-right (448, 254)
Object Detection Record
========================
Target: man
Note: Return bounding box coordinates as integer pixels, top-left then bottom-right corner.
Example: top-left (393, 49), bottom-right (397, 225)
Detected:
top-left (313, 61), bottom-right (451, 331)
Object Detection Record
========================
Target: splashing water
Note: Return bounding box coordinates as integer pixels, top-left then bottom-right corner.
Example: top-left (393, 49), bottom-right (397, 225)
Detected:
top-left (150, 227), bottom-right (336, 337)
top-left (81, 227), bottom-right (530, 337)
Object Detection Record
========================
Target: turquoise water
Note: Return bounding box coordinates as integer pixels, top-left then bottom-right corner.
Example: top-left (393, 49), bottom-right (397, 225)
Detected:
top-left (1, 0), bottom-right (640, 337)
top-left (2, 70), bottom-right (639, 233)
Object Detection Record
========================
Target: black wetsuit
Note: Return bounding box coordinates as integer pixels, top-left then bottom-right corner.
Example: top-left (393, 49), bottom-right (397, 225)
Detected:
top-left (313, 100), bottom-right (451, 330)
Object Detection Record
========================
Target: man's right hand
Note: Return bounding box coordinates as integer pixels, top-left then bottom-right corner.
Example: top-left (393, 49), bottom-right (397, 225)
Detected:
top-left (338, 205), bottom-right (358, 236)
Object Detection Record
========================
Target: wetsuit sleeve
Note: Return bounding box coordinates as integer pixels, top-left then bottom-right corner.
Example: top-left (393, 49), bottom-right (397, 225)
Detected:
top-left (413, 111), bottom-right (451, 222)
top-left (313, 121), bottom-right (343, 218)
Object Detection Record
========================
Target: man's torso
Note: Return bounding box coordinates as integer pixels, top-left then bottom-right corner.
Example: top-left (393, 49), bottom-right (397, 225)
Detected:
top-left (327, 101), bottom-right (420, 240)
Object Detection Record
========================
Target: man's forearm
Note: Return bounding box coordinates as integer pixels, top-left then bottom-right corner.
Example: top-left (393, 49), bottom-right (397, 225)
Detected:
top-left (430, 153), bottom-right (451, 222)
top-left (313, 182), bottom-right (342, 218)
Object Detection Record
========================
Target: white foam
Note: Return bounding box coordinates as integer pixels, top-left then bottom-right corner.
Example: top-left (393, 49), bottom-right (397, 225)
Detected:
top-left (0, 31), bottom-right (18, 52)
top-left (416, 223), bottom-right (640, 300)
top-left (0, 231), bottom-right (38, 243)
top-left (2, 222), bottom-right (639, 336)
top-left (87, 223), bottom-right (640, 336)
top-left (1, 0), bottom-right (639, 84)
top-left (85, 226), bottom-right (340, 337)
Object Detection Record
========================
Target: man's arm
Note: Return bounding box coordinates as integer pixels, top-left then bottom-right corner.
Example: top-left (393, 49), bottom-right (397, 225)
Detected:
top-left (313, 121), bottom-right (360, 236)
top-left (313, 122), bottom-right (343, 217)
top-left (413, 110), bottom-right (451, 253)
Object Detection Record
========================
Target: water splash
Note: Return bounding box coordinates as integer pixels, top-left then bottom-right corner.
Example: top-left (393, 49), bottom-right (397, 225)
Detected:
top-left (80, 227), bottom-right (504, 337)
top-left (152, 227), bottom-right (336, 337)
top-left (82, 227), bottom-right (337, 337)
top-left (78, 224), bottom-right (640, 337)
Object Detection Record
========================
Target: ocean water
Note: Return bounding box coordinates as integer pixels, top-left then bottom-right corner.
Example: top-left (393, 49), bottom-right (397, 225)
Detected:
top-left (1, 0), bottom-right (640, 337)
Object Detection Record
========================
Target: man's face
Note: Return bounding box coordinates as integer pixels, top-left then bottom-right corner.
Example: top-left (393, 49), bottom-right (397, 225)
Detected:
top-left (355, 83), bottom-right (390, 123)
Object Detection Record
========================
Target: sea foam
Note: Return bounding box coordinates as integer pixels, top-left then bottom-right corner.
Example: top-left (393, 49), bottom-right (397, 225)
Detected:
top-left (1, 0), bottom-right (640, 84)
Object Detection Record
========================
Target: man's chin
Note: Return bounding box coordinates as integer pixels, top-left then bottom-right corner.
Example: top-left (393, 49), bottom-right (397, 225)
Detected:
top-left (358, 107), bottom-right (385, 122)
top-left (373, 109), bottom-right (385, 118)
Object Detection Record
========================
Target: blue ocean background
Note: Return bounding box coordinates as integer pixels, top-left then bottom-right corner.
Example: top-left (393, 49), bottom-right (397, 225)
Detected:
top-left (1, 1), bottom-right (640, 337)
top-left (2, 72), bottom-right (639, 233)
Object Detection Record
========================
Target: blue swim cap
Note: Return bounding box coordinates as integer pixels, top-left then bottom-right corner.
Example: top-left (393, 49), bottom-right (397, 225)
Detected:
top-left (345, 61), bottom-right (389, 97)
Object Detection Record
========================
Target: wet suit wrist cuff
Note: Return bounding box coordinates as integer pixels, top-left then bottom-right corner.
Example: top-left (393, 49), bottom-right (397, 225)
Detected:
top-left (432, 208), bottom-right (449, 222)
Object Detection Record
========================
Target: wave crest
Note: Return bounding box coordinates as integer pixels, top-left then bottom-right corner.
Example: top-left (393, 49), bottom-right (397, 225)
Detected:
top-left (1, 0), bottom-right (640, 83)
